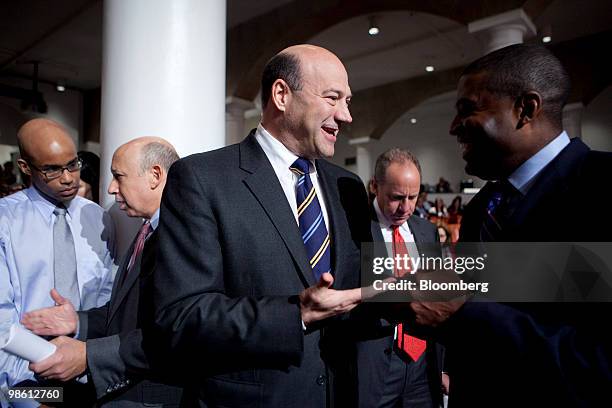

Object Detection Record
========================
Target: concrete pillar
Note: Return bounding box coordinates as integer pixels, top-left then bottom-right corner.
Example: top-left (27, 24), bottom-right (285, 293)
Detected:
top-left (468, 9), bottom-right (536, 55)
top-left (349, 136), bottom-right (374, 184)
top-left (100, 0), bottom-right (226, 208)
top-left (99, 0), bottom-right (225, 254)
top-left (563, 102), bottom-right (584, 139)
top-left (226, 97), bottom-right (255, 145)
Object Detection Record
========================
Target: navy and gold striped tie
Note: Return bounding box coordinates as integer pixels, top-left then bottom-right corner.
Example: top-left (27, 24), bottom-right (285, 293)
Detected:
top-left (290, 158), bottom-right (331, 281)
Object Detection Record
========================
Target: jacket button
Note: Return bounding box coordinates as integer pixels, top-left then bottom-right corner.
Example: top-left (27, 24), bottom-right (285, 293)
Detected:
top-left (316, 375), bottom-right (327, 386)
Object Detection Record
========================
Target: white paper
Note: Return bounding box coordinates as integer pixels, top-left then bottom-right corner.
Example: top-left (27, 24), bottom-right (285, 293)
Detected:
top-left (0, 324), bottom-right (56, 362)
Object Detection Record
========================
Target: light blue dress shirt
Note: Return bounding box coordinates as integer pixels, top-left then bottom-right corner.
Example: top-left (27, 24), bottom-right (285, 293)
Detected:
top-left (0, 186), bottom-right (117, 391)
top-left (508, 131), bottom-right (570, 195)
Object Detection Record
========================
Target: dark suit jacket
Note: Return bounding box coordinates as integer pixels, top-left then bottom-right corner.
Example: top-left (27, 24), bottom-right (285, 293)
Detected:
top-left (357, 210), bottom-right (442, 407)
top-left (441, 138), bottom-right (612, 407)
top-left (152, 131), bottom-right (371, 407)
top-left (80, 229), bottom-right (182, 407)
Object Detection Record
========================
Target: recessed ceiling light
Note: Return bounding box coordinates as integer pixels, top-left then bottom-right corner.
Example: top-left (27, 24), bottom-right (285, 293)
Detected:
top-left (542, 36), bottom-right (552, 43)
top-left (56, 81), bottom-right (66, 92)
top-left (368, 16), bottom-right (379, 36)
top-left (425, 65), bottom-right (435, 72)
top-left (410, 118), bottom-right (417, 124)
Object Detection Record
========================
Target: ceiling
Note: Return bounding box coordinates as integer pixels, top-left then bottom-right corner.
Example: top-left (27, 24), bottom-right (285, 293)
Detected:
top-left (0, 0), bottom-right (611, 93)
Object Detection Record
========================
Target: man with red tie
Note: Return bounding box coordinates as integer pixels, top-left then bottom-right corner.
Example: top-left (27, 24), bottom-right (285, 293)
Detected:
top-left (358, 148), bottom-right (442, 408)
top-left (22, 137), bottom-right (183, 407)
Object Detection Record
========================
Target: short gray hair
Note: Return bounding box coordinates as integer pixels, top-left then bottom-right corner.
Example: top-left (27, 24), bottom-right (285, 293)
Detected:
top-left (374, 148), bottom-right (422, 183)
top-left (138, 142), bottom-right (180, 174)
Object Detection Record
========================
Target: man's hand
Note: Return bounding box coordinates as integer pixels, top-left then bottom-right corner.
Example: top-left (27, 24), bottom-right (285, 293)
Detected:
top-left (21, 289), bottom-right (78, 336)
top-left (409, 298), bottom-right (465, 327)
top-left (299, 272), bottom-right (363, 326)
top-left (29, 336), bottom-right (86, 382)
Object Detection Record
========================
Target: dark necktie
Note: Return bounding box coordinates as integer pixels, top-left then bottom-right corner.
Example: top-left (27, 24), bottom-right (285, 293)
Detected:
top-left (480, 180), bottom-right (519, 242)
top-left (290, 158), bottom-right (331, 281)
top-left (391, 225), bottom-right (427, 362)
top-left (53, 206), bottom-right (81, 309)
top-left (124, 221), bottom-right (152, 281)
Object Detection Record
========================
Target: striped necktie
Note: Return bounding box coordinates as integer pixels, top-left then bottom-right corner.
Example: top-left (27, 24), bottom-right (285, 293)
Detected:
top-left (290, 158), bottom-right (331, 281)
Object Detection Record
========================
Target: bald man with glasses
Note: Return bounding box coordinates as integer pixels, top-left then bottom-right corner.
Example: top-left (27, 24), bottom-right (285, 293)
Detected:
top-left (0, 118), bottom-right (116, 405)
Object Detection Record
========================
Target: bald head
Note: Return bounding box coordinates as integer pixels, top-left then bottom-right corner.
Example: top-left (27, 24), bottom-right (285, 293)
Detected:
top-left (260, 44), bottom-right (352, 159)
top-left (16, 118), bottom-right (80, 204)
top-left (18, 118), bottom-right (75, 162)
top-left (109, 137), bottom-right (179, 218)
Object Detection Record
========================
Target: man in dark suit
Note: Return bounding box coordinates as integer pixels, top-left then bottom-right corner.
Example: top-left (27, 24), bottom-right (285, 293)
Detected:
top-left (358, 148), bottom-right (441, 408)
top-left (403, 44), bottom-right (612, 406)
top-left (24, 137), bottom-right (183, 407)
top-left (151, 45), bottom-right (371, 407)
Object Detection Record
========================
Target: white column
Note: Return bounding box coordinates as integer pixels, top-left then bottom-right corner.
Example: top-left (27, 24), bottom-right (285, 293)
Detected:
top-left (349, 136), bottom-right (374, 184)
top-left (563, 102), bottom-right (584, 139)
top-left (100, 0), bottom-right (226, 208)
top-left (226, 97), bottom-right (255, 145)
top-left (468, 9), bottom-right (536, 55)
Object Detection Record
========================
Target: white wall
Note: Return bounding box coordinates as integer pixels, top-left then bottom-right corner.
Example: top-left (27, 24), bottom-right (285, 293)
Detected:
top-left (582, 85), bottom-right (612, 152)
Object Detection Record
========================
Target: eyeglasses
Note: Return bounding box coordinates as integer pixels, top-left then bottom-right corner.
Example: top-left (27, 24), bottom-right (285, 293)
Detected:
top-left (28, 158), bottom-right (82, 180)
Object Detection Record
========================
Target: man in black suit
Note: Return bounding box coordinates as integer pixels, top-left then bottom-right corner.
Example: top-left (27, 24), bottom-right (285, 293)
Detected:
top-left (24, 137), bottom-right (183, 407)
top-left (151, 44), bottom-right (371, 407)
top-left (358, 148), bottom-right (441, 408)
top-left (403, 44), bottom-right (612, 406)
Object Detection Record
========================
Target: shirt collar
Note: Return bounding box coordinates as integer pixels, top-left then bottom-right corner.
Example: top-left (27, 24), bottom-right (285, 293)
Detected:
top-left (149, 208), bottom-right (160, 231)
top-left (255, 124), bottom-right (316, 174)
top-left (25, 185), bottom-right (78, 221)
top-left (373, 197), bottom-right (410, 234)
top-left (508, 131), bottom-right (570, 195)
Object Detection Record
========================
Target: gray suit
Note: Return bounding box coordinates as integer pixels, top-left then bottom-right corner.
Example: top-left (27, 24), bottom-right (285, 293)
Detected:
top-left (151, 131), bottom-right (372, 407)
top-left (79, 230), bottom-right (182, 407)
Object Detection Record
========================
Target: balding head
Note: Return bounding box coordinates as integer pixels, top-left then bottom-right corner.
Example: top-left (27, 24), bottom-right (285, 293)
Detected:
top-left (260, 44), bottom-right (352, 159)
top-left (108, 137), bottom-right (179, 219)
top-left (16, 118), bottom-right (80, 204)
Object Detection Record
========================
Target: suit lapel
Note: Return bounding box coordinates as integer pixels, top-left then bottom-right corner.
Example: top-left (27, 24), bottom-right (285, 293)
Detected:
top-left (108, 230), bottom-right (156, 323)
top-left (240, 133), bottom-right (315, 287)
top-left (509, 138), bottom-right (589, 232)
top-left (315, 160), bottom-right (343, 279)
top-left (108, 236), bottom-right (137, 316)
top-left (407, 217), bottom-right (428, 254)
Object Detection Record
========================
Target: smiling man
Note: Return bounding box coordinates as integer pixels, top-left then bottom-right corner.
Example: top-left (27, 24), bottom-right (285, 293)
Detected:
top-left (0, 118), bottom-right (116, 404)
top-left (151, 44), bottom-right (372, 407)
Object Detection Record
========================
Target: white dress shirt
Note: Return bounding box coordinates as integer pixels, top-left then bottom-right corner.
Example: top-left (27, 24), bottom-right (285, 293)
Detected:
top-left (254, 124), bottom-right (330, 230)
top-left (373, 197), bottom-right (420, 265)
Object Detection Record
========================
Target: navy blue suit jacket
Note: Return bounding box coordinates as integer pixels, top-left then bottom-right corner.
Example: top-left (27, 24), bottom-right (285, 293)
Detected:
top-left (443, 138), bottom-right (612, 406)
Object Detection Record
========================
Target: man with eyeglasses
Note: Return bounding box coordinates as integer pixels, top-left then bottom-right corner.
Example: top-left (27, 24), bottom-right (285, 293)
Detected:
top-left (0, 118), bottom-right (116, 406)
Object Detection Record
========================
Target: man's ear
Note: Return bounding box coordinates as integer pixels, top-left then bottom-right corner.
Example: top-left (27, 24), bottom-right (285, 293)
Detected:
top-left (16, 158), bottom-right (31, 176)
top-left (515, 91), bottom-right (542, 129)
top-left (149, 165), bottom-right (163, 189)
top-left (270, 79), bottom-right (292, 112)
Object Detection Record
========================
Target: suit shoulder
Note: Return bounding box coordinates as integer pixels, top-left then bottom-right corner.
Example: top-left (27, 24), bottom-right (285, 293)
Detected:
top-left (317, 159), bottom-right (363, 183)
top-left (170, 145), bottom-right (240, 173)
top-left (410, 215), bottom-right (436, 233)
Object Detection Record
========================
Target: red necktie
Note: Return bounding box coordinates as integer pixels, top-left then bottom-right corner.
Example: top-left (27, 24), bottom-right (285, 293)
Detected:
top-left (127, 221), bottom-right (152, 273)
top-left (392, 225), bottom-right (427, 362)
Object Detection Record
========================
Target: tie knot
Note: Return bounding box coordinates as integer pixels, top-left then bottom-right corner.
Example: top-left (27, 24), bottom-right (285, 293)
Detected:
top-left (290, 158), bottom-right (310, 175)
top-left (139, 221), bottom-right (152, 237)
top-left (53, 206), bottom-right (67, 216)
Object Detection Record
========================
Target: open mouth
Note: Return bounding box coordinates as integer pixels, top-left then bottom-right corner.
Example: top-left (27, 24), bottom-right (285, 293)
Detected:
top-left (321, 125), bottom-right (338, 140)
